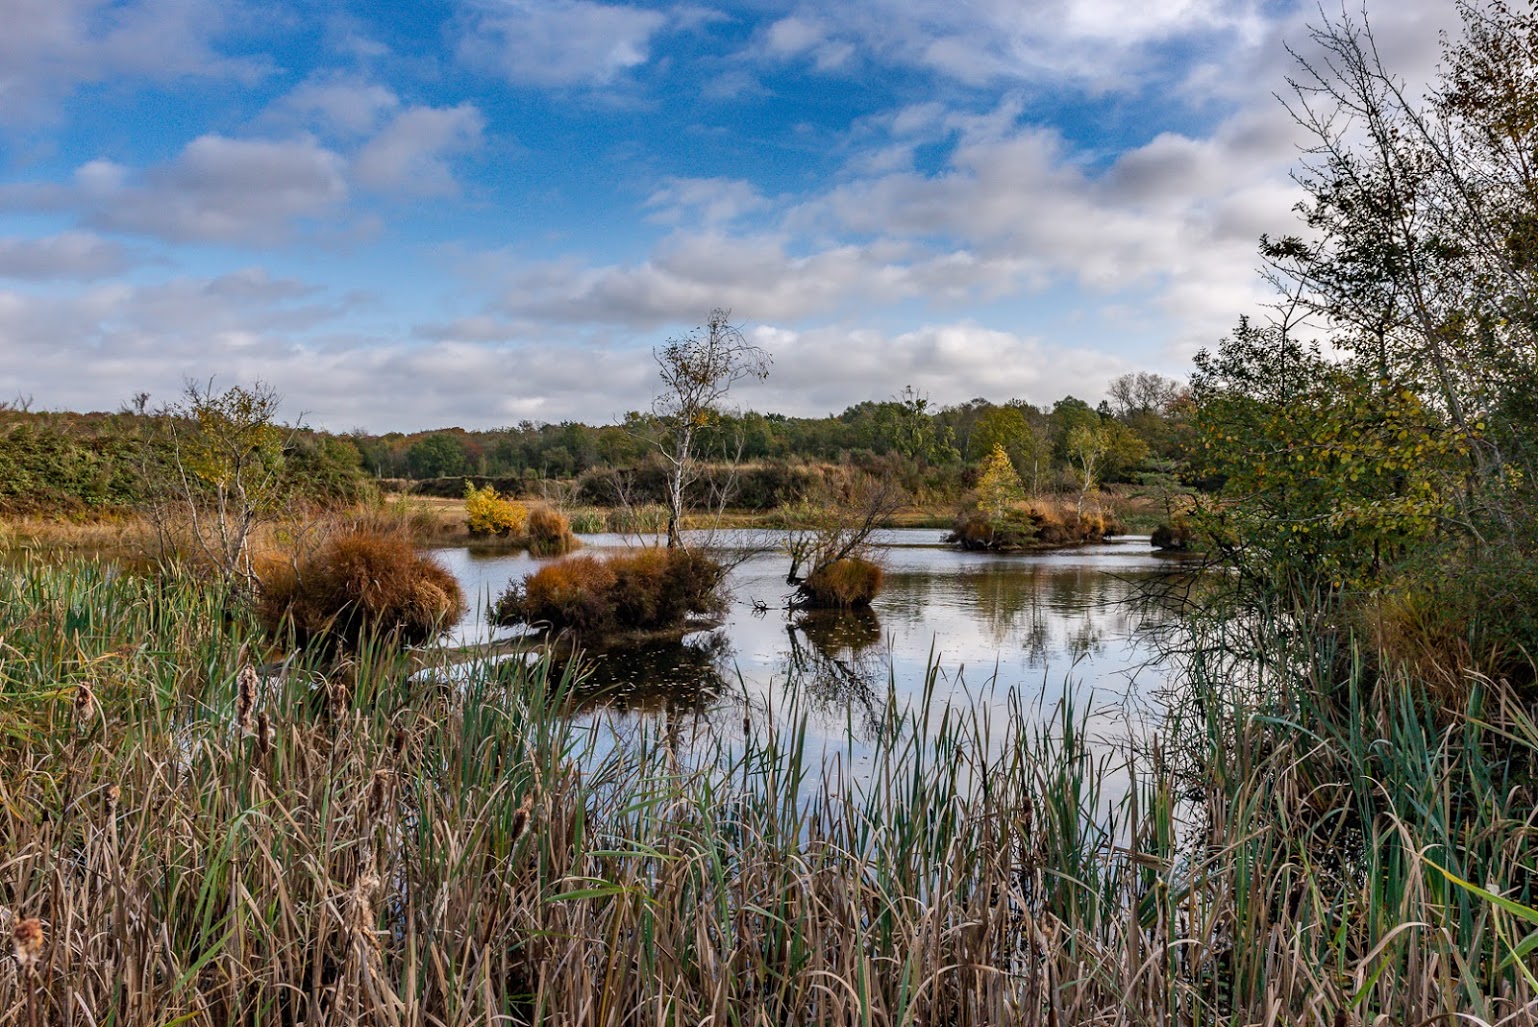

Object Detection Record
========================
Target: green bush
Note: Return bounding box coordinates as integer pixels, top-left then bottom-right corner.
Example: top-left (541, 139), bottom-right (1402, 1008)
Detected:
top-left (1151, 519), bottom-right (1193, 551)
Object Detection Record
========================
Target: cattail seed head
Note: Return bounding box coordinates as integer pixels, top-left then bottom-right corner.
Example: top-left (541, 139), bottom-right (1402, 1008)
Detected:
top-left (510, 791), bottom-right (535, 843)
top-left (104, 784), bottom-right (121, 814)
top-left (367, 768), bottom-right (392, 819)
top-left (235, 664), bottom-right (259, 736)
top-left (256, 712), bottom-right (274, 755)
top-left (348, 873), bottom-right (382, 948)
top-left (12, 918), bottom-right (43, 973)
top-left (74, 684), bottom-right (98, 726)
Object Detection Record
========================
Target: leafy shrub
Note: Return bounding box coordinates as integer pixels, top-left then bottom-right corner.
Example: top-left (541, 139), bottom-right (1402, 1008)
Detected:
top-left (798, 557), bottom-right (884, 609)
top-left (493, 547), bottom-right (725, 634)
top-left (258, 526), bottom-right (465, 645)
top-left (525, 504), bottom-right (577, 556)
top-left (464, 482), bottom-right (526, 537)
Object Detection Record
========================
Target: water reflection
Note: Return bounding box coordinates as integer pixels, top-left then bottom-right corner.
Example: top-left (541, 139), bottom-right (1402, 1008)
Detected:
top-left (433, 532), bottom-right (1189, 758)
top-left (575, 630), bottom-right (733, 713)
top-left (782, 608), bottom-right (887, 730)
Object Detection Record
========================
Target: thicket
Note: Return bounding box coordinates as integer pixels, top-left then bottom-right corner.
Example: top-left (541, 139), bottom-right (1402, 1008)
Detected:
top-left (1191, 0), bottom-right (1538, 687)
top-left (350, 380), bottom-right (1192, 505)
top-left (0, 407), bottom-right (372, 518)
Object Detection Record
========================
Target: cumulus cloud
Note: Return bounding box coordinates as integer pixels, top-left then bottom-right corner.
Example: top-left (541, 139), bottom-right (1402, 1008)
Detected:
top-left (644, 178), bottom-right (768, 227)
top-left (0, 232), bottom-right (140, 280)
top-left (0, 135), bottom-right (350, 246)
top-left (0, 0), bottom-right (261, 121)
top-left (0, 268), bottom-right (657, 429)
top-left (482, 93), bottom-right (1298, 356)
top-left (276, 76), bottom-right (402, 137)
top-left (456, 0), bottom-right (668, 87)
top-left (742, 321), bottom-right (1131, 415)
top-left (354, 104), bottom-right (485, 196)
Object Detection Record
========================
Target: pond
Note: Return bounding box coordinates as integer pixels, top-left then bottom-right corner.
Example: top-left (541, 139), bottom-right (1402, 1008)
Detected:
top-left (432, 529), bottom-right (1193, 769)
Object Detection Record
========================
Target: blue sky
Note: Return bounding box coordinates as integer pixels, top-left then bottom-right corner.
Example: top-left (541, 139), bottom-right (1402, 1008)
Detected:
top-left (0, 0), bottom-right (1452, 431)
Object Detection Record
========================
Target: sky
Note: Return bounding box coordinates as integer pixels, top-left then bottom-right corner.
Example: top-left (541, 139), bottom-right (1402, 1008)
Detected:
top-left (0, 0), bottom-right (1456, 432)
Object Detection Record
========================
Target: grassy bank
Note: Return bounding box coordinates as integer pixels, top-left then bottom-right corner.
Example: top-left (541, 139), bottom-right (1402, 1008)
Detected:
top-left (1, 558), bottom-right (1535, 1024)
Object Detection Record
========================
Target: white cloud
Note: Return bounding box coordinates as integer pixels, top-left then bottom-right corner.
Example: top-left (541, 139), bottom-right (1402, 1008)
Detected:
top-left (742, 321), bottom-right (1132, 415)
top-left (0, 135), bottom-right (351, 246)
top-left (354, 104), bottom-right (485, 196)
top-left (644, 178), bottom-right (768, 227)
top-left (0, 0), bottom-right (261, 121)
top-left (456, 0), bottom-right (668, 87)
top-left (762, 16), bottom-right (854, 71)
top-left (277, 76), bottom-right (402, 137)
top-left (104, 135), bottom-right (349, 244)
top-left (0, 232), bottom-right (139, 280)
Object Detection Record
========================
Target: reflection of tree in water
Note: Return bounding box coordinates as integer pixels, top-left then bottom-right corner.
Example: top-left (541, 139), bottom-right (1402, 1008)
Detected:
top-left (782, 608), bottom-right (888, 733)
top-left (884, 563), bottom-right (1174, 668)
top-left (571, 629), bottom-right (733, 714)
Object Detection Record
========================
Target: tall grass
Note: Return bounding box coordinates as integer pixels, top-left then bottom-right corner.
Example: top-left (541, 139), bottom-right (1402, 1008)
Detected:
top-left (1, 558), bottom-right (1536, 1023)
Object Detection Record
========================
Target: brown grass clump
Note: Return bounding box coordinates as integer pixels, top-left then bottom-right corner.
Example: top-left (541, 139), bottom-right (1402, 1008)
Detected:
top-left (494, 546), bottom-right (724, 634)
top-left (259, 525), bottom-right (465, 645)
top-left (798, 557), bottom-right (884, 609)
top-left (525, 503), bottom-right (577, 556)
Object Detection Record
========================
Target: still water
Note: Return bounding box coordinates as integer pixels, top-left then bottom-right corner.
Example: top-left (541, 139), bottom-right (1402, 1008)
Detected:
top-left (432, 530), bottom-right (1190, 764)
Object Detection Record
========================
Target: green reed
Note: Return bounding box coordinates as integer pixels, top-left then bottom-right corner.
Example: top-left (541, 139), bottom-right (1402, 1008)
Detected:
top-left (1, 557), bottom-right (1535, 1025)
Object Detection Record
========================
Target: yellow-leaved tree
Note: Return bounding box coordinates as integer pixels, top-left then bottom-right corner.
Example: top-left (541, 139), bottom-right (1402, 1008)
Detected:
top-left (975, 443), bottom-right (1025, 518)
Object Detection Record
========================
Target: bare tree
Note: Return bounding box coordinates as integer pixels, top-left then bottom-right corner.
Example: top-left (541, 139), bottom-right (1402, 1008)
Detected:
top-left (651, 309), bottom-right (770, 548)
top-left (782, 470), bottom-right (906, 587)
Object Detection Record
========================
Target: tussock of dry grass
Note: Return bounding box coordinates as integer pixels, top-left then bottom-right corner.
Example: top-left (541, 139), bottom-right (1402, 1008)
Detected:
top-left (494, 545), bottom-right (723, 634)
top-left (257, 523), bottom-right (465, 645)
top-left (798, 556), bottom-right (884, 609)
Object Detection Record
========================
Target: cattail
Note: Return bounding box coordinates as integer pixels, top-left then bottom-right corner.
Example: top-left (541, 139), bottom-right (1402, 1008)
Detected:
top-left (104, 784), bottom-right (121, 814)
top-left (367, 768), bottom-right (392, 819)
top-left (12, 918), bottom-right (43, 974)
top-left (256, 712), bottom-right (274, 755)
top-left (328, 678), bottom-right (350, 716)
top-left (348, 873), bottom-right (381, 948)
top-left (390, 725), bottom-right (409, 761)
top-left (74, 684), bottom-right (98, 726)
top-left (510, 791), bottom-right (535, 843)
top-left (235, 664), bottom-right (258, 736)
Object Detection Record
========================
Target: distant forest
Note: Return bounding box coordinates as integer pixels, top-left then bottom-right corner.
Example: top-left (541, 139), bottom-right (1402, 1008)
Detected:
top-left (0, 373), bottom-right (1190, 514)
